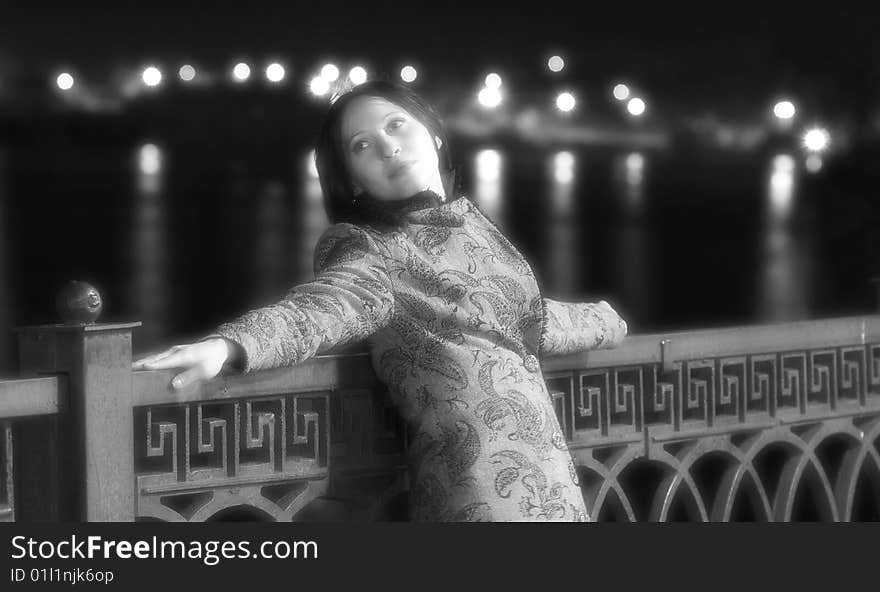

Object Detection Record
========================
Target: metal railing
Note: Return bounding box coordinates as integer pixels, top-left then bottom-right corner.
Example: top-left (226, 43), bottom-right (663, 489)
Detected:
top-left (2, 296), bottom-right (879, 521)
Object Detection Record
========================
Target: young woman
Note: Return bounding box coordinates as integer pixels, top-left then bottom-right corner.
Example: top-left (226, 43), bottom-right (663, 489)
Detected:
top-left (133, 80), bottom-right (628, 522)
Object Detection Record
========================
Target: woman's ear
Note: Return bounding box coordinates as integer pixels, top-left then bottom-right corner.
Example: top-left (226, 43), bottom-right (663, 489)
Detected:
top-left (435, 136), bottom-right (443, 150)
top-left (352, 184), bottom-right (364, 196)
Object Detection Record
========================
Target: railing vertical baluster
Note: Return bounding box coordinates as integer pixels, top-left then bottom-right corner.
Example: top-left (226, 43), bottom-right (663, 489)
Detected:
top-left (872, 278), bottom-right (880, 313)
top-left (10, 414), bottom-right (64, 521)
top-left (0, 421), bottom-right (13, 521)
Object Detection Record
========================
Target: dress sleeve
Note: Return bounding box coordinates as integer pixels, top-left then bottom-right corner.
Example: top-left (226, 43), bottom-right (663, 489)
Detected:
top-left (539, 298), bottom-right (628, 357)
top-left (211, 223), bottom-right (395, 373)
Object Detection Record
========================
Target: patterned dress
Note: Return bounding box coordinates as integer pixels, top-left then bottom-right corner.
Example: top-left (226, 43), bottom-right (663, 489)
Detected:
top-left (213, 194), bottom-right (628, 522)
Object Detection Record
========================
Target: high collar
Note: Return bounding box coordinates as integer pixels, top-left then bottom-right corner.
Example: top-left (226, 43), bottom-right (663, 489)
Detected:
top-left (354, 189), bottom-right (467, 228)
top-left (359, 188), bottom-right (445, 214)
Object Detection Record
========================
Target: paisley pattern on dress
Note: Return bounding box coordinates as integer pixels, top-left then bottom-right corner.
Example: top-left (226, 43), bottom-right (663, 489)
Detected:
top-left (379, 317), bottom-right (470, 392)
top-left (417, 419), bottom-right (482, 487)
top-left (541, 298), bottom-right (628, 357)
top-left (215, 223), bottom-right (395, 370)
top-left (489, 450), bottom-right (573, 520)
top-left (213, 195), bottom-right (627, 521)
top-left (314, 231), bottom-right (371, 270)
top-left (412, 209), bottom-right (466, 260)
top-left (444, 502), bottom-right (493, 522)
top-left (473, 360), bottom-right (563, 458)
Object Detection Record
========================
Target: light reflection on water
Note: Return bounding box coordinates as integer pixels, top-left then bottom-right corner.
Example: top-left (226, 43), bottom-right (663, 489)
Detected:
top-left (0, 138), bottom-right (847, 360)
top-left (622, 152), bottom-right (645, 216)
top-left (253, 180), bottom-right (289, 300)
top-left (473, 148), bottom-right (505, 228)
top-left (297, 150), bottom-right (329, 284)
top-left (758, 153), bottom-right (810, 322)
top-left (129, 142), bottom-right (169, 347)
top-left (610, 151), bottom-right (649, 325)
top-left (121, 143), bottom-right (818, 345)
top-left (769, 154), bottom-right (796, 219)
top-left (545, 150), bottom-right (578, 298)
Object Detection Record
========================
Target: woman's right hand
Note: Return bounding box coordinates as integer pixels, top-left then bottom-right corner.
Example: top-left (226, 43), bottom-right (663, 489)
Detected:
top-left (131, 338), bottom-right (235, 390)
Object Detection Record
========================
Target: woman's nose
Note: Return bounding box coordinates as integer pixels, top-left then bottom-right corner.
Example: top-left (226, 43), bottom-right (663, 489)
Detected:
top-left (379, 138), bottom-right (402, 158)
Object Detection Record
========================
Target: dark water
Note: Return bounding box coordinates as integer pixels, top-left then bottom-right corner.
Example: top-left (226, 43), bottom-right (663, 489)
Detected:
top-left (0, 120), bottom-right (878, 370)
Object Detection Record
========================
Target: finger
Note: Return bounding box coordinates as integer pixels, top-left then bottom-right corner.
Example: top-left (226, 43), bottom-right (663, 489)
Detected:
top-left (171, 366), bottom-right (206, 390)
top-left (133, 354), bottom-right (169, 369)
top-left (133, 354), bottom-right (166, 370)
top-left (133, 346), bottom-right (181, 365)
top-left (137, 349), bottom-right (193, 370)
top-left (132, 353), bottom-right (174, 370)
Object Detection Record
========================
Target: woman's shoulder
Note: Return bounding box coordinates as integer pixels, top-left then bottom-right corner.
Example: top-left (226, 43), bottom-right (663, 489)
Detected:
top-left (318, 221), bottom-right (391, 244)
top-left (313, 222), bottom-right (396, 272)
top-left (452, 195), bottom-right (502, 231)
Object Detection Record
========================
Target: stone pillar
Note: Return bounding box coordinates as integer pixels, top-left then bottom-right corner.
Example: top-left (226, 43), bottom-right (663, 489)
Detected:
top-left (16, 281), bottom-right (140, 521)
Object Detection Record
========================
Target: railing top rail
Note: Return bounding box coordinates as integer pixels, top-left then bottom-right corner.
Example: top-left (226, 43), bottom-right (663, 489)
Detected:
top-left (131, 314), bottom-right (880, 406)
top-left (0, 376), bottom-right (64, 419)
top-left (133, 352), bottom-right (375, 407)
top-left (14, 321), bottom-right (142, 334)
top-left (543, 314), bottom-right (880, 372)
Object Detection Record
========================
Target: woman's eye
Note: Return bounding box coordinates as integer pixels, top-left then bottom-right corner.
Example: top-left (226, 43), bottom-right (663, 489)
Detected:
top-left (352, 140), bottom-right (369, 153)
top-left (388, 118), bottom-right (405, 130)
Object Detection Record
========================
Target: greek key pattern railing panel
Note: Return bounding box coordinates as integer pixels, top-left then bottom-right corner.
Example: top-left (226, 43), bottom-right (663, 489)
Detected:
top-left (545, 344), bottom-right (880, 445)
top-left (541, 341), bottom-right (880, 521)
top-left (134, 388), bottom-right (408, 521)
top-left (0, 421), bottom-right (13, 522)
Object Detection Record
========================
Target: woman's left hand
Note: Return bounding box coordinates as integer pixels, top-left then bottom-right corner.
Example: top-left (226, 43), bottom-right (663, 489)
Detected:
top-left (132, 338), bottom-right (235, 390)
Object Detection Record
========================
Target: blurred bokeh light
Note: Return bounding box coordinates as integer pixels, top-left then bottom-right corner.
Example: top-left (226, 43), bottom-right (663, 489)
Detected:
top-left (138, 143), bottom-right (162, 175)
top-left (805, 154), bottom-right (823, 173)
top-left (773, 100), bottom-right (796, 120)
top-left (769, 153), bottom-right (795, 218)
top-left (400, 65), bottom-right (418, 83)
top-left (555, 92), bottom-right (576, 112)
top-left (178, 65), bottom-right (196, 82)
top-left (476, 149), bottom-right (502, 182)
top-left (265, 63), bottom-right (285, 83)
top-left (627, 97), bottom-right (646, 116)
top-left (548, 55), bottom-right (564, 72)
top-left (232, 62), bottom-right (251, 82)
top-left (321, 64), bottom-right (339, 82)
top-left (348, 66), bottom-right (368, 85)
top-left (803, 128), bottom-right (830, 152)
top-left (309, 76), bottom-right (330, 96)
top-left (142, 66), bottom-right (162, 87)
top-left (553, 151), bottom-right (575, 184)
top-left (55, 72), bottom-right (74, 91)
top-left (478, 86), bottom-right (502, 108)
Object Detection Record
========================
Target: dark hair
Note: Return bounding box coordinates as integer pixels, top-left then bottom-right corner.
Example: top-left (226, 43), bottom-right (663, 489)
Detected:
top-left (314, 79), bottom-right (457, 225)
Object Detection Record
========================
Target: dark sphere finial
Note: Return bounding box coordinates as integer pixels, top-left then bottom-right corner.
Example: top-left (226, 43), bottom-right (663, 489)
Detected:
top-left (56, 280), bottom-right (103, 324)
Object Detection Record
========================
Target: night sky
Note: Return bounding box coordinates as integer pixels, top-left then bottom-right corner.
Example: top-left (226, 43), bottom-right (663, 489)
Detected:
top-left (1, 1), bottom-right (879, 338)
top-left (3, 1), bottom-right (878, 111)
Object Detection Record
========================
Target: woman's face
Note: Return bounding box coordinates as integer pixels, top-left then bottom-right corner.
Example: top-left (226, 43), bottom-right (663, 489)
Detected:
top-left (341, 96), bottom-right (445, 201)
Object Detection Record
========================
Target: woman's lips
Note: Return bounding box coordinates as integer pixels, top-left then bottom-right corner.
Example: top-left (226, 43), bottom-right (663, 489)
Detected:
top-left (387, 160), bottom-right (416, 178)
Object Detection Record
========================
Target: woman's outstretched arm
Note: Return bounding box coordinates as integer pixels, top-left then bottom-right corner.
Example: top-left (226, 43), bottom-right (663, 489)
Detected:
top-left (539, 298), bottom-right (628, 357)
top-left (213, 223), bottom-right (394, 372)
top-left (133, 223), bottom-right (394, 386)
